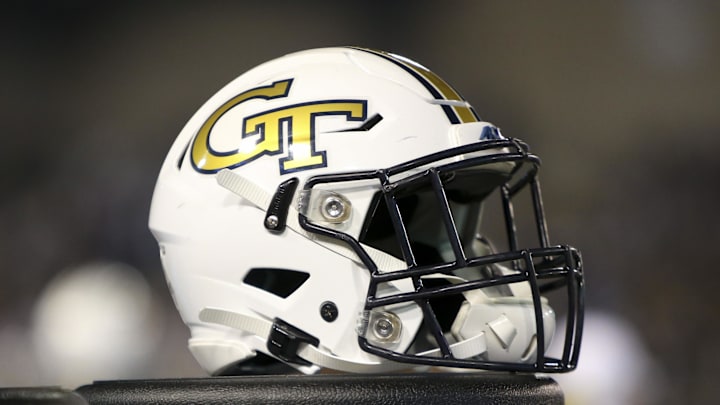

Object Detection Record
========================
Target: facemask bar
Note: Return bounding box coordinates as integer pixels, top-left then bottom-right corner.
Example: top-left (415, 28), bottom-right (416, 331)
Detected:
top-left (298, 138), bottom-right (584, 372)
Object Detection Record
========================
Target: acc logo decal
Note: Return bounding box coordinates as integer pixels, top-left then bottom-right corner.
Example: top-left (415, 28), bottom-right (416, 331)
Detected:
top-left (190, 79), bottom-right (367, 174)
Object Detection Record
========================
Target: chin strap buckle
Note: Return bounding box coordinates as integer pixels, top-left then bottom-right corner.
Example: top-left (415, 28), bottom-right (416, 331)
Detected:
top-left (267, 318), bottom-right (320, 366)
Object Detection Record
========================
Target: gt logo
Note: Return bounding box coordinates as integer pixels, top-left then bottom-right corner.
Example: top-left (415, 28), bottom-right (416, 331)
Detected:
top-left (190, 79), bottom-right (367, 174)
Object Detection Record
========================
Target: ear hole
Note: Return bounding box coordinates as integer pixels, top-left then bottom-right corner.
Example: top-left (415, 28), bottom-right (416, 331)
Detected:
top-left (243, 268), bottom-right (310, 298)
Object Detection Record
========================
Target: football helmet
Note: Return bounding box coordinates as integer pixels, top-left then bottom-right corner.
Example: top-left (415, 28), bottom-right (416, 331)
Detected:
top-left (149, 47), bottom-right (584, 375)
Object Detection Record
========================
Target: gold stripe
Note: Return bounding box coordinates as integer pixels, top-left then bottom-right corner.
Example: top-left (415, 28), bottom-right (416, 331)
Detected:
top-left (349, 47), bottom-right (478, 123)
top-left (370, 48), bottom-right (478, 123)
top-left (399, 59), bottom-right (477, 123)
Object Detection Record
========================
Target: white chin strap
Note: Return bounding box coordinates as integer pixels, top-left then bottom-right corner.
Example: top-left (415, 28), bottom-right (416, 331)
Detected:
top-left (199, 307), bottom-right (488, 374)
top-left (216, 169), bottom-right (405, 273)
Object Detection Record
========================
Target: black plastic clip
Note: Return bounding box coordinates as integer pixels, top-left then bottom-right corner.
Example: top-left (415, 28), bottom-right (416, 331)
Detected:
top-left (264, 177), bottom-right (299, 232)
top-left (267, 318), bottom-right (320, 366)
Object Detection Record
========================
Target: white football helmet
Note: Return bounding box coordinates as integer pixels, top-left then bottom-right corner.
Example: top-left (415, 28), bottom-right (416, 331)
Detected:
top-left (149, 47), bottom-right (584, 375)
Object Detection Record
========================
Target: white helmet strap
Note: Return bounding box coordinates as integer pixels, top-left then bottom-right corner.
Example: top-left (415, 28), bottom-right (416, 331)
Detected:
top-left (216, 169), bottom-right (406, 273)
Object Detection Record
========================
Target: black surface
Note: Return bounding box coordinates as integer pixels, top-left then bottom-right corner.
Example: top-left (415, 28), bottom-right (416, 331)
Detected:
top-left (73, 373), bottom-right (563, 405)
top-left (0, 387), bottom-right (88, 404)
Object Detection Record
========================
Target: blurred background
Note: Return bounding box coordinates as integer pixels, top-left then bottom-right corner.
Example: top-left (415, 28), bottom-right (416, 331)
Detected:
top-left (1, 1), bottom-right (718, 403)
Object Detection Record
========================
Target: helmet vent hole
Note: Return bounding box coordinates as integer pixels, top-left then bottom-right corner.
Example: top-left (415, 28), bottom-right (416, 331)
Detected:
top-left (243, 268), bottom-right (310, 298)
